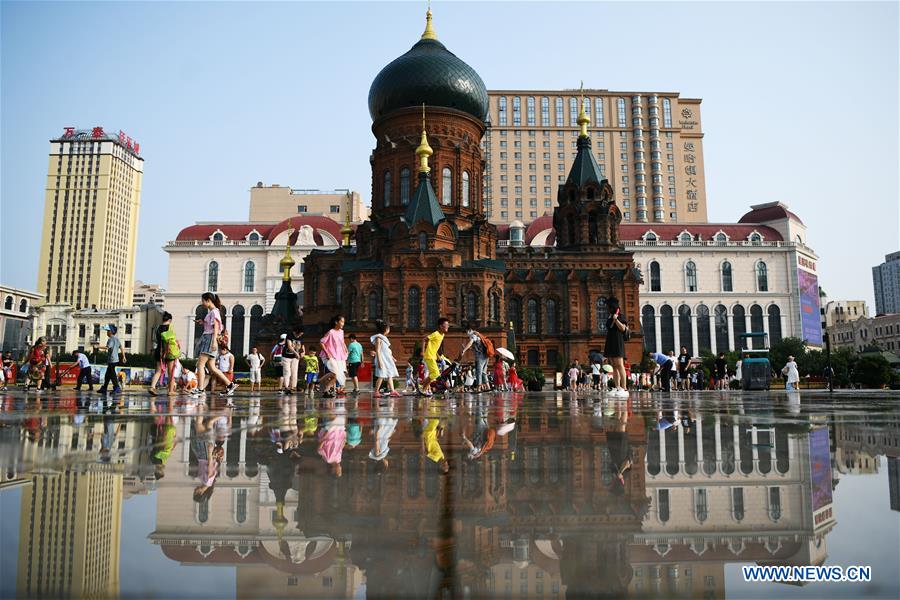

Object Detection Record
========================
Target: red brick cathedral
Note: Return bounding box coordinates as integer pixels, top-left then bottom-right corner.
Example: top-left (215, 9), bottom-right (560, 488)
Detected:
top-left (303, 10), bottom-right (642, 371)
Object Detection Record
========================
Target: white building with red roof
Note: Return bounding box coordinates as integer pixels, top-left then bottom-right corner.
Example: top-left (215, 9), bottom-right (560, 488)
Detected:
top-left (164, 216), bottom-right (345, 356)
top-left (497, 202), bottom-right (823, 355)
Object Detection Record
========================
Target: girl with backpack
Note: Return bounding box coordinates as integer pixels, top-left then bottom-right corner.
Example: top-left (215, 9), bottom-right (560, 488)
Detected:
top-left (149, 312), bottom-right (177, 396)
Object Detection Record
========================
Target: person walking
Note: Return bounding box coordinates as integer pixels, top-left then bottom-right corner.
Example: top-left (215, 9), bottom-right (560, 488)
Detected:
top-left (245, 347), bottom-right (265, 393)
top-left (677, 346), bottom-right (690, 391)
top-left (214, 346), bottom-right (235, 395)
top-left (492, 355), bottom-right (506, 391)
top-left (148, 312), bottom-right (174, 396)
top-left (280, 332), bottom-right (300, 394)
top-left (97, 325), bottom-right (126, 395)
top-left (591, 360), bottom-right (602, 391)
top-left (271, 335), bottom-right (286, 392)
top-left (420, 317), bottom-right (450, 396)
top-left (192, 292), bottom-right (237, 397)
top-left (303, 346), bottom-right (319, 398)
top-left (715, 352), bottom-right (728, 390)
top-left (567, 363), bottom-right (580, 392)
top-left (371, 320), bottom-right (400, 398)
top-left (74, 348), bottom-right (93, 391)
top-left (457, 322), bottom-right (492, 393)
top-left (346, 334), bottom-right (363, 394)
top-left (647, 351), bottom-right (674, 392)
top-left (782, 355), bottom-right (800, 391)
top-left (320, 315), bottom-right (349, 396)
top-left (604, 298), bottom-right (629, 397)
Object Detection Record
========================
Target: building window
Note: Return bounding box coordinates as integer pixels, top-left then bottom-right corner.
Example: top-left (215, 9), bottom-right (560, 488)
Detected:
top-left (541, 96), bottom-right (549, 126)
top-left (383, 171), bottom-right (392, 207)
top-left (79, 324), bottom-right (86, 338)
top-left (663, 98), bottom-right (672, 127)
top-left (756, 262), bottom-right (769, 291)
top-left (649, 261), bottom-right (661, 291)
top-left (749, 232), bottom-right (762, 244)
top-left (546, 299), bottom-right (558, 335)
top-left (715, 305), bottom-right (728, 351)
top-left (3, 296), bottom-right (11, 310)
top-left (400, 167), bottom-right (410, 205)
top-left (297, 204), bottom-right (307, 213)
top-left (596, 297), bottom-right (609, 334)
top-left (508, 297), bottom-right (522, 334)
top-left (512, 96), bottom-right (521, 126)
top-left (527, 298), bottom-right (539, 334)
top-left (658, 489), bottom-right (670, 522)
top-left (426, 286), bottom-right (439, 328)
top-left (685, 261), bottom-right (697, 292)
top-left (335, 276), bottom-right (343, 304)
top-left (330, 205), bottom-right (340, 213)
top-left (617, 98), bottom-right (626, 127)
top-left (696, 304), bottom-right (711, 354)
top-left (368, 290), bottom-right (382, 320)
top-left (465, 291), bottom-right (478, 322)
top-left (660, 305), bottom-right (675, 352)
top-left (595, 97), bottom-right (604, 127)
top-left (243, 261), bottom-right (255, 292)
top-left (769, 487), bottom-right (782, 520)
top-left (236, 488), bottom-right (248, 524)
top-left (569, 97), bottom-right (578, 126)
top-left (678, 304), bottom-right (693, 355)
top-left (642, 305), bottom-right (656, 351)
top-left (526, 96), bottom-right (535, 126)
top-left (490, 292), bottom-right (501, 325)
top-left (441, 167), bottom-right (452, 206)
top-left (207, 261), bottom-right (219, 292)
top-left (407, 287), bottom-right (421, 328)
top-left (732, 304), bottom-right (746, 350)
top-left (722, 261), bottom-right (733, 292)
top-left (462, 171), bottom-right (470, 207)
top-left (498, 96), bottom-right (507, 126)
top-left (555, 97), bottom-right (564, 126)
top-left (212, 232), bottom-right (224, 242)
top-left (695, 488), bottom-right (709, 522)
top-left (768, 305), bottom-right (783, 344)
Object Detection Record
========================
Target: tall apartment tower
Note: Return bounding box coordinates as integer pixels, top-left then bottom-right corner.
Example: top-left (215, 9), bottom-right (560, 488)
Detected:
top-left (17, 469), bottom-right (123, 598)
top-left (872, 251), bottom-right (900, 315)
top-left (483, 90), bottom-right (707, 225)
top-left (37, 127), bottom-right (143, 309)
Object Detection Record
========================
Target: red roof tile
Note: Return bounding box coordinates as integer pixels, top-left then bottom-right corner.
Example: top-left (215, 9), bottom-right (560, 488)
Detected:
top-left (739, 202), bottom-right (804, 225)
top-left (175, 215), bottom-right (345, 245)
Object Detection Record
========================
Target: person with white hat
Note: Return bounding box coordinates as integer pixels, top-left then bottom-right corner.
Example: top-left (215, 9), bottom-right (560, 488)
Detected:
top-left (782, 355), bottom-right (800, 391)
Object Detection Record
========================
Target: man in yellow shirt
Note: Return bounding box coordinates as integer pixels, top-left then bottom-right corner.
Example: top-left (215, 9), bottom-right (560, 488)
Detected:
top-left (421, 317), bottom-right (450, 396)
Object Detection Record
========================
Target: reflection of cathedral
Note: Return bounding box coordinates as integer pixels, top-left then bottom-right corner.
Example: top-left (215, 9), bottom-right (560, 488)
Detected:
top-left (302, 9), bottom-right (642, 368)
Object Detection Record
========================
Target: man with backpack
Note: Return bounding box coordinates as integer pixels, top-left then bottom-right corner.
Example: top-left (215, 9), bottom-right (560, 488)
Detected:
top-left (457, 321), bottom-right (495, 393)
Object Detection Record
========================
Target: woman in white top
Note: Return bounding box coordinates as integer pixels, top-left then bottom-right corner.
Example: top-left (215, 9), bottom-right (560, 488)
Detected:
top-left (371, 320), bottom-right (400, 397)
top-left (782, 356), bottom-right (800, 391)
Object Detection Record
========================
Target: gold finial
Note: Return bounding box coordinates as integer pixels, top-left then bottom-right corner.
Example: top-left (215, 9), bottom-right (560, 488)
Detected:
top-left (421, 4), bottom-right (438, 40)
top-left (416, 103), bottom-right (433, 173)
top-left (340, 192), bottom-right (352, 247)
top-left (280, 221), bottom-right (296, 282)
top-left (577, 81), bottom-right (590, 138)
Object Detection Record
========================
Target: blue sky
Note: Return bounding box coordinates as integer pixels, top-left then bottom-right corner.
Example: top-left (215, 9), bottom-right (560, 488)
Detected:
top-left (2, 1), bottom-right (897, 307)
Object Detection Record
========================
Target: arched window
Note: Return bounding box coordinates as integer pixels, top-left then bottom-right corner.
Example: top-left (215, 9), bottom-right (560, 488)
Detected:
top-left (441, 167), bottom-right (452, 206)
top-left (756, 262), bottom-right (769, 292)
top-left (425, 286), bottom-right (439, 328)
top-left (685, 261), bottom-right (697, 292)
top-left (649, 261), bottom-right (661, 292)
top-left (768, 487), bottom-right (781, 521)
top-left (368, 289), bottom-right (382, 320)
top-left (750, 305), bottom-right (764, 348)
top-left (400, 167), bottom-right (411, 205)
top-left (490, 292), bottom-right (501, 325)
top-left (198, 500), bottom-right (209, 523)
top-left (462, 171), bottom-right (470, 207)
top-left (335, 276), bottom-right (343, 304)
top-left (407, 287), bottom-right (421, 328)
top-left (207, 261), bottom-right (219, 292)
top-left (248, 231), bottom-right (260, 242)
top-left (644, 232), bottom-right (658, 242)
top-left (678, 304), bottom-right (693, 355)
top-left (679, 232), bottom-right (692, 243)
top-left (231, 305), bottom-right (245, 355)
top-left (465, 291), bottom-right (478, 322)
top-left (663, 98), bottom-right (673, 128)
top-left (249, 304), bottom-right (264, 348)
top-left (658, 489), bottom-right (670, 522)
top-left (596, 297), bottom-right (609, 334)
top-left (527, 298), bottom-right (539, 334)
top-left (193, 305), bottom-right (208, 355)
top-left (418, 232), bottom-right (427, 250)
top-left (243, 261), bottom-right (255, 292)
top-left (768, 305), bottom-right (783, 344)
top-left (642, 305), bottom-right (656, 352)
top-left (383, 171), bottom-right (392, 207)
top-left (18, 299), bottom-right (27, 313)
top-left (546, 299), bottom-right (558, 335)
top-left (235, 489), bottom-right (248, 524)
top-left (722, 261), bottom-right (733, 292)
top-left (714, 305), bottom-right (728, 351)
top-left (732, 304), bottom-right (746, 351)
top-left (3, 296), bottom-right (12, 310)
top-left (660, 305), bottom-right (675, 353)
top-left (212, 231), bottom-right (224, 242)
top-left (696, 304), bottom-right (711, 354)
top-left (344, 288), bottom-right (356, 322)
top-left (527, 349), bottom-right (539, 366)
top-left (508, 297), bottom-right (522, 334)
top-left (749, 232), bottom-right (762, 244)
top-left (714, 232), bottom-right (728, 245)
top-left (617, 98), bottom-right (626, 128)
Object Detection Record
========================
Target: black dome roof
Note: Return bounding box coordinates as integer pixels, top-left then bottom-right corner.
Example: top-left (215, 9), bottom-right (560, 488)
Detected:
top-left (368, 37), bottom-right (489, 122)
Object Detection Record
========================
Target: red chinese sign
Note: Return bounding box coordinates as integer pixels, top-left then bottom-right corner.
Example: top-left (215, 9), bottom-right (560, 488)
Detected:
top-left (60, 126), bottom-right (140, 155)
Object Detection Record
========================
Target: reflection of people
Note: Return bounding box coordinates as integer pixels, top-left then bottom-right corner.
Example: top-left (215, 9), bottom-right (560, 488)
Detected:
top-left (151, 416), bottom-right (177, 479)
top-left (606, 401), bottom-right (632, 489)
top-left (422, 402), bottom-right (449, 473)
top-left (369, 400), bottom-right (399, 472)
top-left (317, 402), bottom-right (347, 477)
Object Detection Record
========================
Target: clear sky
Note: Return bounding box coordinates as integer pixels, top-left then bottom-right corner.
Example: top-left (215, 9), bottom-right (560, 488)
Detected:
top-left (2, 1), bottom-right (897, 308)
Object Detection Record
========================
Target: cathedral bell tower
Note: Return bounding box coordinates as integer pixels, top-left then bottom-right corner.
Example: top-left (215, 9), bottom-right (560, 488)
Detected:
top-left (553, 91), bottom-right (622, 250)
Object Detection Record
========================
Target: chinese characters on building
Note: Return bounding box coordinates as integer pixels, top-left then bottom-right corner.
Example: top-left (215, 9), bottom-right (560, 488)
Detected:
top-left (683, 141), bottom-right (698, 212)
top-left (61, 126), bottom-right (140, 155)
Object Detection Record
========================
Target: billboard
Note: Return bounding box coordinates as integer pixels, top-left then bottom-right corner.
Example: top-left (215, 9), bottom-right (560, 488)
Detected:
top-left (809, 427), bottom-right (833, 517)
top-left (797, 268), bottom-right (823, 346)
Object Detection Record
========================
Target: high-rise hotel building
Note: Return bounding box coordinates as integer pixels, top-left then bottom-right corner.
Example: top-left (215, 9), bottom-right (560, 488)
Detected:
top-left (37, 127), bottom-right (143, 309)
top-left (483, 90), bottom-right (708, 225)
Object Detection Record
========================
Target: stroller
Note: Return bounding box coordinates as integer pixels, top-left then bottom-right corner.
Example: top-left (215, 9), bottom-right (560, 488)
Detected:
top-left (429, 362), bottom-right (461, 394)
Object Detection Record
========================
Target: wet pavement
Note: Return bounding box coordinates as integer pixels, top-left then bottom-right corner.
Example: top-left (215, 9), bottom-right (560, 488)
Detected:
top-left (0, 388), bottom-right (898, 599)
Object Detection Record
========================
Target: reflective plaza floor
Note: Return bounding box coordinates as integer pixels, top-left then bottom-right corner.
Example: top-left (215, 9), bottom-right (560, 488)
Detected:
top-left (0, 388), bottom-right (898, 599)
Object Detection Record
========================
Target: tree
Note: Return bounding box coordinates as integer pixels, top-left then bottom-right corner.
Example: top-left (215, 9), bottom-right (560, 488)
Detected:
top-left (769, 337), bottom-right (807, 375)
top-left (851, 354), bottom-right (894, 388)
